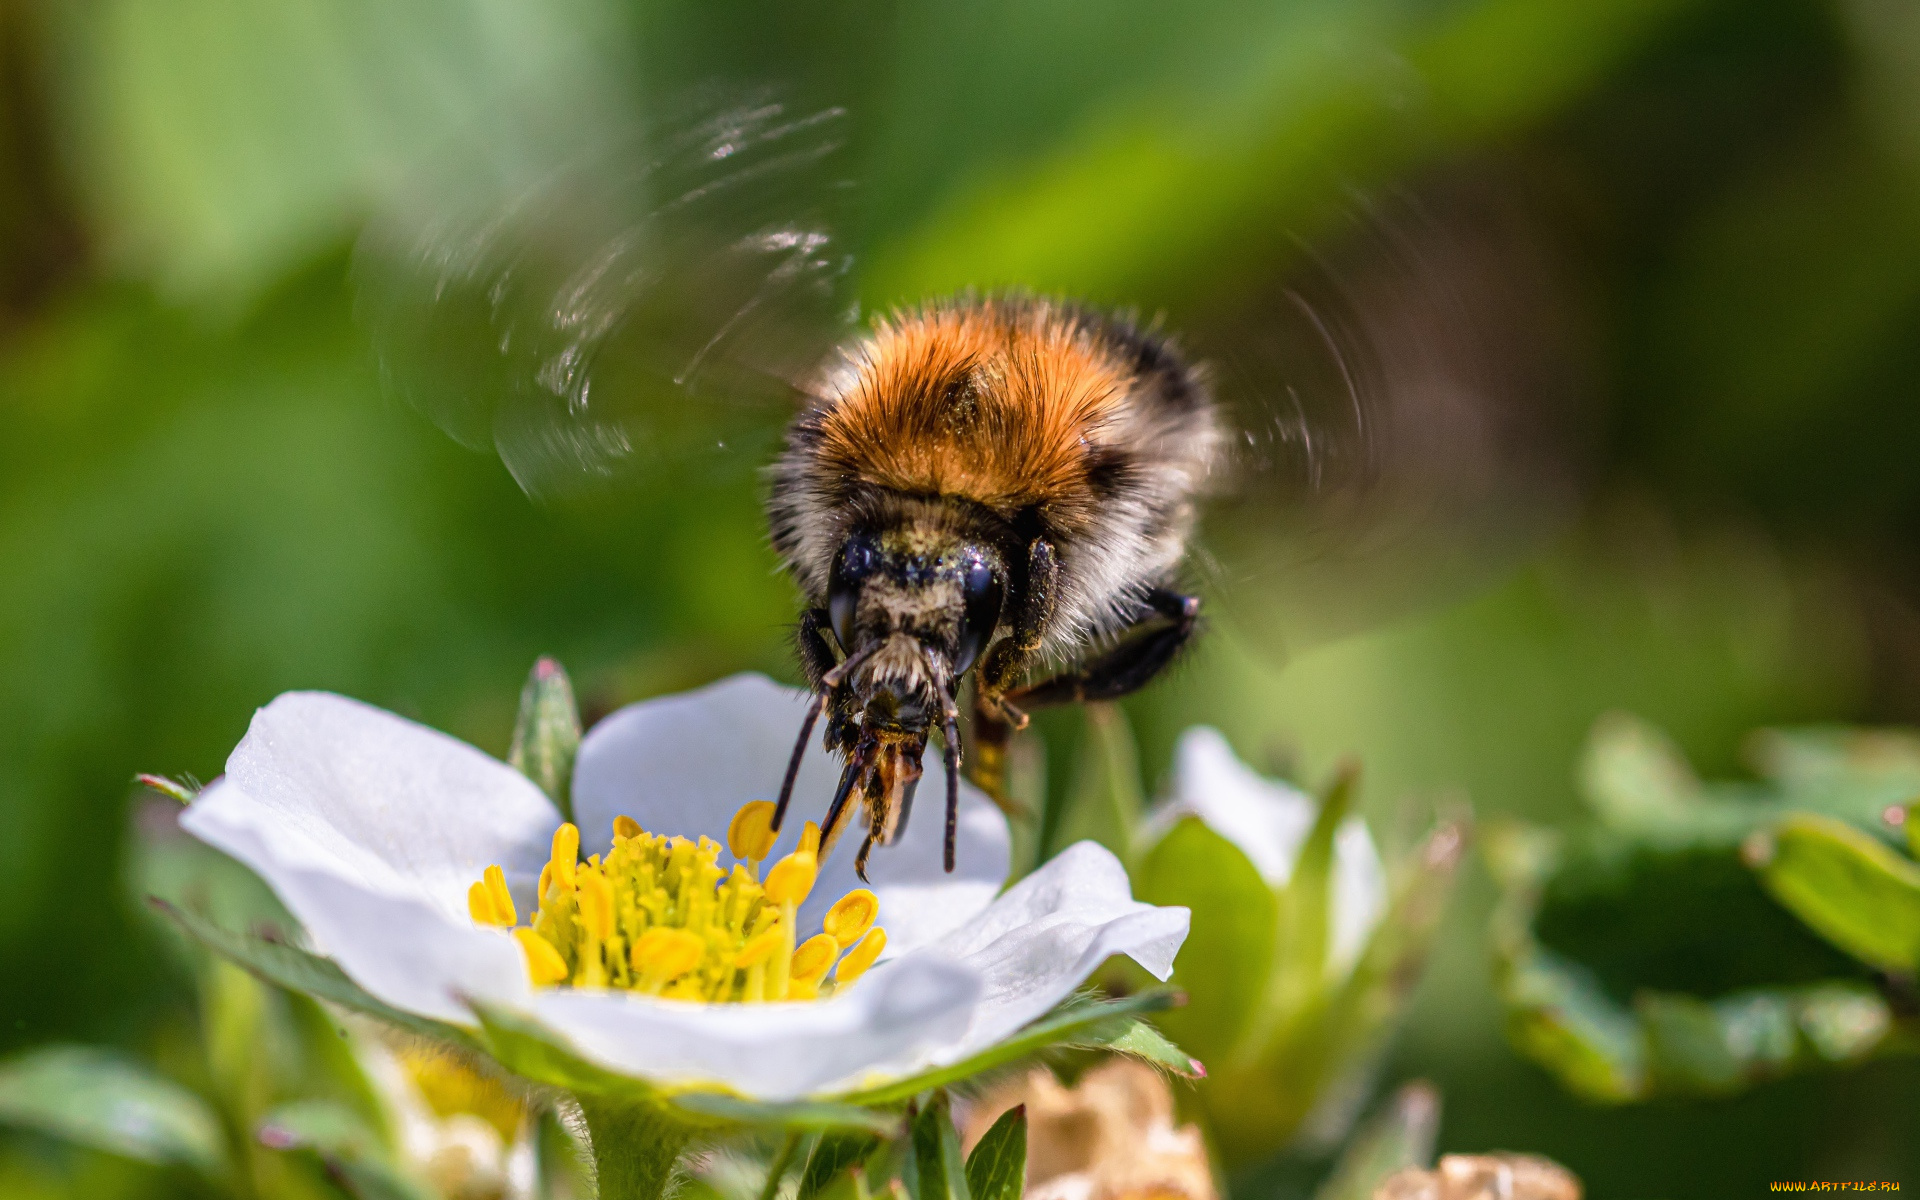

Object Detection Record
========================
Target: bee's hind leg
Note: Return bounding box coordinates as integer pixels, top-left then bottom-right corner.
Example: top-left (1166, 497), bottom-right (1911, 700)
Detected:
top-left (1010, 587), bottom-right (1200, 709)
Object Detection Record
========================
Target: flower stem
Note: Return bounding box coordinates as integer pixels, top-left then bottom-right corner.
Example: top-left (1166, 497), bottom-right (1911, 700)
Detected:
top-left (759, 1131), bottom-right (802, 1200)
top-left (574, 1095), bottom-right (695, 1200)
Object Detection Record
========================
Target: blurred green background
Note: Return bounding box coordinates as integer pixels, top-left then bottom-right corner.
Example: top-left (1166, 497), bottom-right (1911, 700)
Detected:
top-left (4, 0), bottom-right (1919, 1195)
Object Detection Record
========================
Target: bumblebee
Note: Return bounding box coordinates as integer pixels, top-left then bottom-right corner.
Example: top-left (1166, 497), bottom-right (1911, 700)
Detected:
top-left (768, 297), bottom-right (1218, 875)
top-left (358, 95), bottom-right (1573, 881)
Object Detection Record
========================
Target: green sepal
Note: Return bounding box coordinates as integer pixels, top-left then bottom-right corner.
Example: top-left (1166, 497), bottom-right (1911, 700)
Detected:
top-left (1133, 815), bottom-right (1275, 1068)
top-left (963, 1104), bottom-right (1027, 1200)
top-left (799, 1130), bottom-right (887, 1200)
top-left (467, 1000), bottom-right (900, 1135)
top-left (1097, 1018), bottom-right (1202, 1077)
top-left (910, 1093), bottom-right (971, 1200)
top-left (1311, 1081), bottom-right (1440, 1200)
top-left (0, 1045), bottom-right (229, 1181)
top-left (1748, 813), bottom-right (1920, 972)
top-left (258, 1099), bottom-right (436, 1200)
top-left (838, 988), bottom-right (1180, 1106)
top-left (152, 898), bottom-right (482, 1052)
top-left (1275, 762), bottom-right (1359, 1011)
top-left (511, 655), bottom-right (583, 820)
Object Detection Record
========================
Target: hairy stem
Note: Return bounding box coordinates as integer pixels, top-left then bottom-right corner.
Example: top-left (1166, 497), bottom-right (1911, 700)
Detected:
top-left (574, 1095), bottom-right (695, 1200)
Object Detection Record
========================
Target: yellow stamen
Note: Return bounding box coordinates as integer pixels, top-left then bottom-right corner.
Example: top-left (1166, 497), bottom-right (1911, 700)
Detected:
top-left (824, 889), bottom-right (878, 948)
top-left (471, 803), bottom-right (875, 1003)
top-left (727, 800), bottom-right (779, 862)
top-left (483, 864), bottom-right (517, 926)
top-left (515, 928), bottom-right (569, 986)
top-left (632, 928), bottom-right (706, 983)
top-left (835, 927), bottom-right (887, 987)
top-left (467, 881), bottom-right (504, 926)
top-left (549, 823), bottom-right (579, 890)
top-left (791, 934), bottom-right (839, 985)
top-left (734, 927), bottom-right (784, 969)
top-left (764, 849), bottom-right (818, 906)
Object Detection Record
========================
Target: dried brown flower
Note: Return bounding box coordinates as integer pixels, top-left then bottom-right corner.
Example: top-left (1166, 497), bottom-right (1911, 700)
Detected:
top-left (1374, 1153), bottom-right (1581, 1200)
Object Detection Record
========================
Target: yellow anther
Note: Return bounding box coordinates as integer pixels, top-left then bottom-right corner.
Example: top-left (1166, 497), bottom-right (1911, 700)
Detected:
top-left (835, 927), bottom-right (886, 987)
top-left (549, 823), bottom-right (579, 890)
top-left (823, 889), bottom-right (878, 948)
top-left (613, 814), bottom-right (642, 840)
top-left (514, 929), bottom-right (569, 987)
top-left (483, 864), bottom-right (517, 927)
top-left (764, 849), bottom-right (819, 906)
top-left (468, 881), bottom-right (505, 927)
top-left (733, 927), bottom-right (785, 969)
top-left (538, 862), bottom-right (554, 903)
top-left (791, 934), bottom-right (839, 985)
top-left (727, 801), bottom-right (779, 861)
top-left (577, 869), bottom-right (614, 942)
top-left (631, 928), bottom-right (706, 981)
top-left (799, 820), bottom-right (822, 856)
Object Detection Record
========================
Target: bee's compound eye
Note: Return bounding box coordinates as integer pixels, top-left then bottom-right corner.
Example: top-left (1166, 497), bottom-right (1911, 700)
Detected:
top-left (828, 532), bottom-right (880, 653)
top-left (954, 556), bottom-right (1003, 675)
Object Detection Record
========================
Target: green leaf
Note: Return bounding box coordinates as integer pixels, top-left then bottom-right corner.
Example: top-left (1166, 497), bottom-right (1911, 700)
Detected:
top-left (0, 1046), bottom-right (227, 1180)
top-left (910, 1094), bottom-right (970, 1200)
top-left (1311, 1081), bottom-right (1441, 1200)
top-left (1750, 813), bottom-right (1920, 972)
top-left (963, 1105), bottom-right (1026, 1200)
top-left (153, 898), bottom-right (482, 1051)
top-left (673, 1094), bottom-right (901, 1137)
top-left (510, 655), bottom-right (583, 819)
top-left (1053, 704), bottom-right (1144, 865)
top-left (838, 990), bottom-right (1178, 1106)
top-left (258, 1100), bottom-right (436, 1200)
top-left (800, 1131), bottom-right (886, 1200)
top-left (1133, 817), bottom-right (1275, 1067)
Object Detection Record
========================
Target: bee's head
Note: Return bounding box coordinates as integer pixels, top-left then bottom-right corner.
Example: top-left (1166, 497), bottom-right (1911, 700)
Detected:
top-left (826, 523), bottom-right (1006, 730)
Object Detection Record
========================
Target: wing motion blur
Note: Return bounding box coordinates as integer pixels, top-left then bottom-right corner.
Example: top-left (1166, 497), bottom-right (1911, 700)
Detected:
top-left (354, 92), bottom-right (859, 498)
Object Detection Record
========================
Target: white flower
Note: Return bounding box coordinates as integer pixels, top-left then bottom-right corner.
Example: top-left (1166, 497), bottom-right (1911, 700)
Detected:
top-left (1143, 727), bottom-right (1384, 976)
top-left (181, 673), bottom-right (1188, 1101)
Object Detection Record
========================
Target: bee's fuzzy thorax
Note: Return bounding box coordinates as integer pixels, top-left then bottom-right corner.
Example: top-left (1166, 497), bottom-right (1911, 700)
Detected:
top-left (769, 295), bottom-right (1220, 654)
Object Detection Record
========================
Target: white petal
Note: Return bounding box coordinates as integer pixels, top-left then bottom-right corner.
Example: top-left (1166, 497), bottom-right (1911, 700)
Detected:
top-left (571, 674), bottom-right (1010, 954)
top-left (183, 779), bottom-right (533, 1023)
top-left (527, 954), bottom-right (980, 1099)
top-left (179, 692), bottom-right (559, 1022)
top-left (922, 841), bottom-right (1190, 1063)
top-left (1153, 727), bottom-right (1386, 974)
top-left (192, 692), bottom-right (562, 919)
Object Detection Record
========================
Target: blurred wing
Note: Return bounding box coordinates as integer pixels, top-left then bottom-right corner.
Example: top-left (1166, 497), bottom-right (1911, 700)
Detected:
top-left (353, 92), bottom-right (859, 498)
top-left (1192, 179), bottom-right (1590, 650)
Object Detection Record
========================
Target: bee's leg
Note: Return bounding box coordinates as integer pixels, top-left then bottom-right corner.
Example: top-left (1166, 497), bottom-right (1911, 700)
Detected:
top-left (1011, 587), bottom-right (1200, 709)
top-left (795, 606), bottom-right (839, 687)
top-left (968, 538), bottom-right (1058, 804)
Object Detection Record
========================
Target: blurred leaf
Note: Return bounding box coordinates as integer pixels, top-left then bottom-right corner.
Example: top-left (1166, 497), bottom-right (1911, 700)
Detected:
top-left (153, 899), bottom-right (482, 1052)
top-left (258, 1099), bottom-right (434, 1200)
top-left (1276, 765), bottom-right (1359, 1012)
top-left (1749, 813), bottom-right (1920, 973)
top-left (0, 1046), bottom-right (227, 1180)
top-left (963, 1104), bottom-right (1026, 1200)
top-left (1311, 1081), bottom-right (1440, 1200)
top-left (509, 655), bottom-right (581, 820)
top-left (909, 1094), bottom-right (969, 1200)
top-left (1054, 704), bottom-right (1144, 865)
top-left (1131, 819), bottom-right (1275, 1068)
top-left (47, 0), bottom-right (636, 302)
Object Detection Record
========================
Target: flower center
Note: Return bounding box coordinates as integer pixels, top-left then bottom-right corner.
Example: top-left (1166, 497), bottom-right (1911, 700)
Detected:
top-left (467, 801), bottom-right (886, 1003)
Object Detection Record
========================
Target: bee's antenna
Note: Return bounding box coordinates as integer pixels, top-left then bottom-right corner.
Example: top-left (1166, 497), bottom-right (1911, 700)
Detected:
top-left (774, 641), bottom-right (880, 832)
